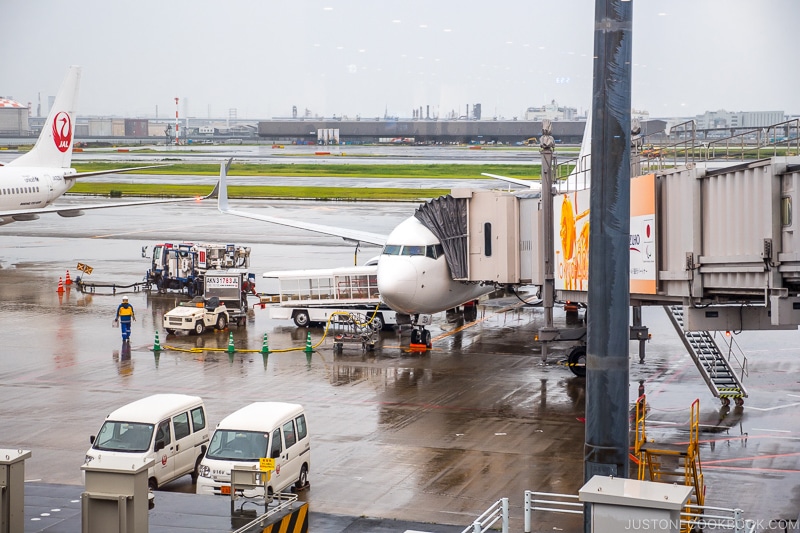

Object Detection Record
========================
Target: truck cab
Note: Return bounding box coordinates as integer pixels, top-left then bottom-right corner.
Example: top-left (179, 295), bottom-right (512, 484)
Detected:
top-left (163, 269), bottom-right (255, 334)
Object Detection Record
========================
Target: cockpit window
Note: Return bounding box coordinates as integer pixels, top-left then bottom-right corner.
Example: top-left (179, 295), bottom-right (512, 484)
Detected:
top-left (401, 245), bottom-right (426, 256)
top-left (426, 244), bottom-right (445, 259)
top-left (383, 244), bottom-right (444, 258)
top-left (382, 244), bottom-right (402, 255)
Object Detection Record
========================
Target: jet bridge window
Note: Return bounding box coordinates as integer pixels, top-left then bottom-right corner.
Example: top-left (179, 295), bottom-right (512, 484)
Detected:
top-left (484, 223), bottom-right (492, 257)
top-left (782, 196), bottom-right (792, 227)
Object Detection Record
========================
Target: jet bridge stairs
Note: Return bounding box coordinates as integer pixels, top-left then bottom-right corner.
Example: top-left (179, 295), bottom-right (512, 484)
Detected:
top-left (665, 305), bottom-right (748, 406)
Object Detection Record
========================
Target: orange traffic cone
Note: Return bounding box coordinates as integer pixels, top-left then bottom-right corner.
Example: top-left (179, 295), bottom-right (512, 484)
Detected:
top-left (65, 270), bottom-right (72, 285)
top-left (57, 277), bottom-right (65, 293)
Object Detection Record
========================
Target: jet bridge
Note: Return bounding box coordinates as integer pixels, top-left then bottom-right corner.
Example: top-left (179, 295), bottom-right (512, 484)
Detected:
top-left (419, 155), bottom-right (800, 323)
top-left (414, 153), bottom-right (800, 394)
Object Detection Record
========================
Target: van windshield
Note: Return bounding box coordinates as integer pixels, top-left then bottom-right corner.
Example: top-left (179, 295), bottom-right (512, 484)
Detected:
top-left (206, 430), bottom-right (268, 461)
top-left (93, 421), bottom-right (154, 453)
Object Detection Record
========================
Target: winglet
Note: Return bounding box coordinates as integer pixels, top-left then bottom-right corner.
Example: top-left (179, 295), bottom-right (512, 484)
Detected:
top-left (217, 157), bottom-right (233, 211)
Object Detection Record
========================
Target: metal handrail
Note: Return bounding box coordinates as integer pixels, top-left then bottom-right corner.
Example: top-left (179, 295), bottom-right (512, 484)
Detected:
top-left (461, 498), bottom-right (509, 533)
top-left (231, 492), bottom-right (299, 533)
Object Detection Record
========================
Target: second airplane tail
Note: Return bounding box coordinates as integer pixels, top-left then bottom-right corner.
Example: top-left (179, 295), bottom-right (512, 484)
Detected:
top-left (7, 65), bottom-right (81, 169)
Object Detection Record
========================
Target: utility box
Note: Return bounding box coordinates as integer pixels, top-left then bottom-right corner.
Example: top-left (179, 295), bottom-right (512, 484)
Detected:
top-left (81, 456), bottom-right (154, 533)
top-left (0, 448), bottom-right (31, 533)
top-left (579, 476), bottom-right (692, 533)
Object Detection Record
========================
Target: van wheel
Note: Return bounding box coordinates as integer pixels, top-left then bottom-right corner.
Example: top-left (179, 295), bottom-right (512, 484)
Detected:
top-left (194, 321), bottom-right (205, 335)
top-left (148, 478), bottom-right (158, 491)
top-left (191, 455), bottom-right (203, 483)
top-left (294, 464), bottom-right (308, 490)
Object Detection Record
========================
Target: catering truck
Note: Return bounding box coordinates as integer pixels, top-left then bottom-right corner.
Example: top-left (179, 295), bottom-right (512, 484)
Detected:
top-left (145, 242), bottom-right (251, 297)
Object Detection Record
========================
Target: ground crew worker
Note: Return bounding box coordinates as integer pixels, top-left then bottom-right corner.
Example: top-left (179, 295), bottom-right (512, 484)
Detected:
top-left (114, 296), bottom-right (136, 342)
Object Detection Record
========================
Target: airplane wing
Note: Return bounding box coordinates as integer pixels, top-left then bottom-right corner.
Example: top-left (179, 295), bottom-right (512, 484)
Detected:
top-left (0, 180), bottom-right (218, 223)
top-left (481, 172), bottom-right (542, 190)
top-left (216, 159), bottom-right (387, 246)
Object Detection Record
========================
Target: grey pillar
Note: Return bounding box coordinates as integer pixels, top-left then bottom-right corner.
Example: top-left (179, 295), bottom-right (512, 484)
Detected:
top-left (584, 0), bottom-right (633, 507)
top-left (81, 456), bottom-right (154, 533)
top-left (0, 448), bottom-right (31, 533)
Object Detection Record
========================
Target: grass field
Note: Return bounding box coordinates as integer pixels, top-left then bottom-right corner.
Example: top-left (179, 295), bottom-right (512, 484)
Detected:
top-left (68, 162), bottom-right (544, 201)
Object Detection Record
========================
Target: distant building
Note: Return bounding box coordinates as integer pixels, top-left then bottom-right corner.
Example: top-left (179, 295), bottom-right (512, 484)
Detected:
top-left (524, 101), bottom-right (578, 121)
top-left (0, 98), bottom-right (31, 136)
top-left (695, 109), bottom-right (785, 130)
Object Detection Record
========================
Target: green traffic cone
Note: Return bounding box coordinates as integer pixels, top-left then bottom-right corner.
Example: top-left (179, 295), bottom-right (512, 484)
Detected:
top-left (152, 330), bottom-right (162, 352)
top-left (261, 333), bottom-right (270, 355)
top-left (304, 331), bottom-right (313, 354)
top-left (227, 332), bottom-right (235, 354)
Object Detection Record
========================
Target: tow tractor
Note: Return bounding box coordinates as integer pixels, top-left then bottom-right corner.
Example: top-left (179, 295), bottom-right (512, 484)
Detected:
top-left (163, 269), bottom-right (256, 334)
top-left (144, 242), bottom-right (251, 297)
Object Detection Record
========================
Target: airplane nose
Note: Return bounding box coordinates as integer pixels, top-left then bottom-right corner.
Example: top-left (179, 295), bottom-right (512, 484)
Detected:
top-left (377, 258), bottom-right (417, 314)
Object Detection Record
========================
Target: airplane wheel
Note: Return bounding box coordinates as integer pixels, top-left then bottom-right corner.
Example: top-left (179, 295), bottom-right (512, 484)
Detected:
top-left (411, 329), bottom-right (421, 344)
top-left (424, 329), bottom-right (432, 348)
top-left (567, 346), bottom-right (586, 377)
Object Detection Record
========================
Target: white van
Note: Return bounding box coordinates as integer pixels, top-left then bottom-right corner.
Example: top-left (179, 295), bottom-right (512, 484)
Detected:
top-left (85, 394), bottom-right (209, 491)
top-left (196, 402), bottom-right (310, 498)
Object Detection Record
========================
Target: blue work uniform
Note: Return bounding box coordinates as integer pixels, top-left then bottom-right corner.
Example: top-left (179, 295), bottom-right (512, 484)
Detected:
top-left (115, 301), bottom-right (135, 341)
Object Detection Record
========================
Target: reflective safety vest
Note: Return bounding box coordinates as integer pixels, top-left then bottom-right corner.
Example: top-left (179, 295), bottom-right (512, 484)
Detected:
top-left (116, 303), bottom-right (135, 323)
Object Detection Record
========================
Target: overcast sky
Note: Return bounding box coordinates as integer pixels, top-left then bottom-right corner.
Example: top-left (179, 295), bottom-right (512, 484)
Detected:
top-left (2, 1), bottom-right (797, 121)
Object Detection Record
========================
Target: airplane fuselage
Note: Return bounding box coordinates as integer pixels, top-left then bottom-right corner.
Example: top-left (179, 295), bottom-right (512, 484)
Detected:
top-left (0, 166), bottom-right (76, 213)
top-left (376, 217), bottom-right (491, 315)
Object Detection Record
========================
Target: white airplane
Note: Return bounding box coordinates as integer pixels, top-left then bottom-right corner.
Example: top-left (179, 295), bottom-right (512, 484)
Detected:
top-left (0, 65), bottom-right (216, 226)
top-left (215, 160), bottom-right (492, 347)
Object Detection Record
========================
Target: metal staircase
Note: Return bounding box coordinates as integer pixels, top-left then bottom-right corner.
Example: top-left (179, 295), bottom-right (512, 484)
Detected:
top-left (664, 305), bottom-right (748, 406)
top-left (635, 396), bottom-right (706, 533)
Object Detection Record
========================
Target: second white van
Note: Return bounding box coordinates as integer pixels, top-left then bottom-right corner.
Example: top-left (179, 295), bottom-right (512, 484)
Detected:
top-left (85, 394), bottom-right (209, 491)
top-left (196, 402), bottom-right (310, 498)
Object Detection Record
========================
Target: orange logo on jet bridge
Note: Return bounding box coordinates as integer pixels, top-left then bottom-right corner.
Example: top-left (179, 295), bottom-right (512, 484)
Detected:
top-left (53, 111), bottom-right (72, 153)
top-left (557, 193), bottom-right (590, 291)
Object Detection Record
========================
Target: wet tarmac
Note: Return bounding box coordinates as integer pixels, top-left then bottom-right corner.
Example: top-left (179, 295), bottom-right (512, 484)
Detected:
top-left (1, 199), bottom-right (800, 531)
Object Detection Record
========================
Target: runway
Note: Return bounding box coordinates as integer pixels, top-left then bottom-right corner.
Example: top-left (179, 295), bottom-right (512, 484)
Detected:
top-left (1, 198), bottom-right (799, 531)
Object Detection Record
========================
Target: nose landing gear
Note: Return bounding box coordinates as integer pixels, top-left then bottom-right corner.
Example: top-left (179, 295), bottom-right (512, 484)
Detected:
top-left (410, 327), bottom-right (432, 350)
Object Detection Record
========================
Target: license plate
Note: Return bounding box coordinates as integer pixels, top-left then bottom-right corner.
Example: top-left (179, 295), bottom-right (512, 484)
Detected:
top-left (220, 485), bottom-right (231, 495)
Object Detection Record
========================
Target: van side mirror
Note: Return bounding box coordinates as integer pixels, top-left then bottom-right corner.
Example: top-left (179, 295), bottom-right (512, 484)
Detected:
top-left (89, 435), bottom-right (95, 445)
top-left (155, 440), bottom-right (165, 452)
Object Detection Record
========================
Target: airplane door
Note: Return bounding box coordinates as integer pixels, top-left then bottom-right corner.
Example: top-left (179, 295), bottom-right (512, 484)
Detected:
top-left (43, 174), bottom-right (56, 203)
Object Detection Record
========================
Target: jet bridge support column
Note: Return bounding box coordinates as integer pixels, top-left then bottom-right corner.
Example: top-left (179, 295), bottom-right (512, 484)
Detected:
top-left (539, 121), bottom-right (557, 362)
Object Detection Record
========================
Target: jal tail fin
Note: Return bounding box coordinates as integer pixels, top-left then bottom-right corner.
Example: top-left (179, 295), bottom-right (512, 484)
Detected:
top-left (8, 65), bottom-right (81, 169)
